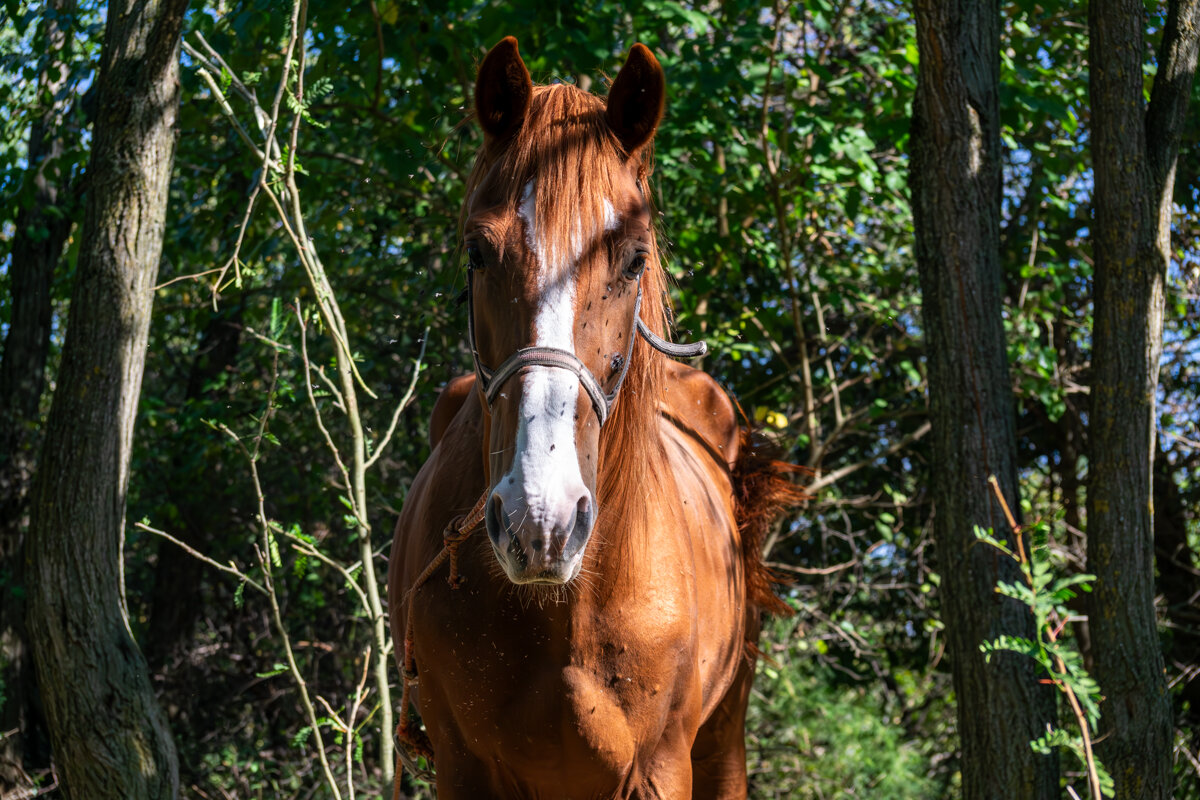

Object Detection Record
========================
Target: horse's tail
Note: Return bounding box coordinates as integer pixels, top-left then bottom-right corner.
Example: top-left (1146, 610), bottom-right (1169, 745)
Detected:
top-left (731, 427), bottom-right (807, 617)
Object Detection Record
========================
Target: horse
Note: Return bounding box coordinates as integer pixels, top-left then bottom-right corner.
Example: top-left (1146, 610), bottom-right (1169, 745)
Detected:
top-left (388, 37), bottom-right (802, 799)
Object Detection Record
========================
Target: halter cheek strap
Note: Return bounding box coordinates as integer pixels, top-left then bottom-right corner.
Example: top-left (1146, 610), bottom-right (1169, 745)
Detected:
top-left (466, 267), bottom-right (706, 426)
top-left (636, 316), bottom-right (706, 359)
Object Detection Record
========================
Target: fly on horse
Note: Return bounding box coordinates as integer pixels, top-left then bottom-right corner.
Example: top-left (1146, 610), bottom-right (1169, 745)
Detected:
top-left (389, 37), bottom-right (802, 799)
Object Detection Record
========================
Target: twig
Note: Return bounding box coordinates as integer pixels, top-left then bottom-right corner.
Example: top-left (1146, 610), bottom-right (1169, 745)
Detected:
top-left (807, 421), bottom-right (932, 494)
top-left (154, 266), bottom-right (227, 290)
top-left (280, 525), bottom-right (371, 612)
top-left (345, 646), bottom-right (374, 800)
top-left (987, 476), bottom-right (1103, 800)
top-left (297, 302), bottom-right (357, 520)
top-left (186, 0), bottom-right (301, 302)
top-left (187, 3), bottom-right (399, 781)
top-left (136, 522), bottom-right (267, 596)
top-left (1177, 739), bottom-right (1200, 780)
top-left (766, 558), bottom-right (858, 576)
top-left (195, 67), bottom-right (272, 165)
top-left (241, 324), bottom-right (297, 354)
top-left (217, 304), bottom-right (344, 799)
top-left (364, 326), bottom-right (429, 469)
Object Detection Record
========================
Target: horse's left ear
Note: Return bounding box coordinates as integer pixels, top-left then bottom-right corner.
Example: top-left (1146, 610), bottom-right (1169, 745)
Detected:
top-left (606, 43), bottom-right (665, 155)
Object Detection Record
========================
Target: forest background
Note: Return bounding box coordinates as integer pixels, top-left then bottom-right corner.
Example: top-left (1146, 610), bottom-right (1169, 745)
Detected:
top-left (1, 0), bottom-right (1198, 798)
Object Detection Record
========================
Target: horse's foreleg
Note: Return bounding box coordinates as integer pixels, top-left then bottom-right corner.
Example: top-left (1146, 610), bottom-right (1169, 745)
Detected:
top-left (636, 719), bottom-right (696, 800)
top-left (429, 746), bottom-right (505, 800)
top-left (687, 620), bottom-right (760, 800)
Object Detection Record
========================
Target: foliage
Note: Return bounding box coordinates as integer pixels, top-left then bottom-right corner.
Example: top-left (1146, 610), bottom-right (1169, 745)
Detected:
top-left (748, 611), bottom-right (946, 799)
top-left (2, 0), bottom-right (1199, 796)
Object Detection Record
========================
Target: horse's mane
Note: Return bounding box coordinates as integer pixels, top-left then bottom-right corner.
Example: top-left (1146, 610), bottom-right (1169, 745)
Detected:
top-left (460, 83), bottom-right (671, 559)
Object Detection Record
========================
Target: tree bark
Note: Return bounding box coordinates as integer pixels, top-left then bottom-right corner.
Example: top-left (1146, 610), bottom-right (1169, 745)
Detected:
top-left (24, 0), bottom-right (190, 795)
top-left (909, 2), bottom-right (1058, 797)
top-left (1087, 2), bottom-right (1200, 796)
top-left (0, 0), bottom-right (78, 789)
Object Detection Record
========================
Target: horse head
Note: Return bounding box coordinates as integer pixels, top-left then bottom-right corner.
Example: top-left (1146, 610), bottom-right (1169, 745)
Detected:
top-left (463, 37), bottom-right (667, 585)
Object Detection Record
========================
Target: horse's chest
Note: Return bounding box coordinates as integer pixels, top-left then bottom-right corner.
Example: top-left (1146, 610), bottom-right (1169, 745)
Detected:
top-left (417, 587), bottom-right (691, 786)
top-left (493, 650), bottom-right (681, 790)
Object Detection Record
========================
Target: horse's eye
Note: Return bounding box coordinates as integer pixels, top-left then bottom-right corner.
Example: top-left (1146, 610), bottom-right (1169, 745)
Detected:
top-left (467, 243), bottom-right (485, 271)
top-left (623, 253), bottom-right (648, 279)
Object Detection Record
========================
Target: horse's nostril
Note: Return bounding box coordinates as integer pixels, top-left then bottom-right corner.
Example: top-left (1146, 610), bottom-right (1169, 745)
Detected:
top-left (486, 494), bottom-right (506, 543)
top-left (574, 493), bottom-right (594, 537)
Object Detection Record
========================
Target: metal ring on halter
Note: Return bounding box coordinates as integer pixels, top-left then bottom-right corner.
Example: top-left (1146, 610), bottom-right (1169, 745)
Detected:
top-left (465, 265), bottom-right (706, 426)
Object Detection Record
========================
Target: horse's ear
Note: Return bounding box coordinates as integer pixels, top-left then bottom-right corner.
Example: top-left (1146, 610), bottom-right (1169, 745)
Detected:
top-left (606, 43), bottom-right (665, 155)
top-left (476, 36), bottom-right (532, 141)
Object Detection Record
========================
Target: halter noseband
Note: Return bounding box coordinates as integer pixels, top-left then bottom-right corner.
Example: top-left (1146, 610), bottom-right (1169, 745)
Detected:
top-left (466, 266), bottom-right (706, 426)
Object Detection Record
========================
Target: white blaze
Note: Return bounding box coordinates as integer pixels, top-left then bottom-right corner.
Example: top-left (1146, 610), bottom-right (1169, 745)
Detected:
top-left (499, 182), bottom-right (617, 530)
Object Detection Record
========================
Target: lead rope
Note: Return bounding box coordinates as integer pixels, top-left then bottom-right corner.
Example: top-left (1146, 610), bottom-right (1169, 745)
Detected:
top-left (393, 490), bottom-right (489, 800)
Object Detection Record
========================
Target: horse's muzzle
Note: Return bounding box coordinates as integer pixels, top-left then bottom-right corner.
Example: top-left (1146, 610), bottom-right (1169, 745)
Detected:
top-left (485, 487), bottom-right (593, 583)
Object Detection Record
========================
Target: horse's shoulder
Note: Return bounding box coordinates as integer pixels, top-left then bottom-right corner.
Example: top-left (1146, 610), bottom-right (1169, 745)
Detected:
top-left (415, 382), bottom-right (487, 516)
top-left (430, 374), bottom-right (478, 448)
top-left (389, 384), bottom-right (487, 614)
top-left (660, 360), bottom-right (740, 467)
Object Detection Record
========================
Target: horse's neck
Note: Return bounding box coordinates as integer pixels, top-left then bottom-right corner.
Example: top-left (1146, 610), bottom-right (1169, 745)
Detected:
top-left (586, 414), bottom-right (676, 595)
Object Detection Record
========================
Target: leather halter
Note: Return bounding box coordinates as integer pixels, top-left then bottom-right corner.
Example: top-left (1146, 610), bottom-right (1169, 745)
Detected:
top-left (465, 265), bottom-right (706, 425)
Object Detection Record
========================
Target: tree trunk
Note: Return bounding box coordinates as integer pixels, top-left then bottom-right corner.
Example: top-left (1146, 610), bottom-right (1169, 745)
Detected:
top-left (909, 2), bottom-right (1057, 797)
top-left (1087, 3), bottom-right (1200, 796)
top-left (24, 0), bottom-right (190, 795)
top-left (0, 0), bottom-right (78, 789)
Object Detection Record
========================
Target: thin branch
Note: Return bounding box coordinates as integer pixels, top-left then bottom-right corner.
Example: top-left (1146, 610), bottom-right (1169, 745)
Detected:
top-left (987, 477), bottom-right (1103, 800)
top-left (364, 326), bottom-right (429, 469)
top-left (276, 5), bottom-right (393, 776)
top-left (195, 67), bottom-right (271, 165)
top-left (807, 421), bottom-right (932, 494)
top-left (188, 6), bottom-right (395, 781)
top-left (280, 526), bottom-right (371, 613)
top-left (224, 438), bottom-right (344, 800)
top-left (241, 325), bottom-right (297, 354)
top-left (215, 185), bottom-right (344, 800)
top-left (345, 647), bottom-right (373, 800)
top-left (154, 266), bottom-right (226, 291)
top-left (297, 302), bottom-right (358, 520)
top-left (766, 559), bottom-right (858, 576)
top-left (135, 522), bottom-right (267, 596)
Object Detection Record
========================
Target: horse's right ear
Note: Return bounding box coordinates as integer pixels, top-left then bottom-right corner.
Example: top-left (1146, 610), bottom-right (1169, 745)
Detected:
top-left (476, 36), bottom-right (532, 141)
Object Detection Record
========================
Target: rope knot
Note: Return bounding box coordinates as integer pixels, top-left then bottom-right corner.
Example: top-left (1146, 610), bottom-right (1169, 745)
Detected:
top-left (443, 514), bottom-right (473, 588)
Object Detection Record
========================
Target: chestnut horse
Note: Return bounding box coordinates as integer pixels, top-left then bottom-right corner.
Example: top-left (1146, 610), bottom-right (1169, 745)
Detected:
top-left (389, 37), bottom-right (801, 799)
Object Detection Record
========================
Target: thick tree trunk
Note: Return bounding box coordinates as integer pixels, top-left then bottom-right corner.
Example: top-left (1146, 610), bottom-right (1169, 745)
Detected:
top-left (1087, 3), bottom-right (1200, 796)
top-left (909, 2), bottom-right (1057, 797)
top-left (0, 0), bottom-right (78, 789)
top-left (24, 0), bottom-right (189, 796)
